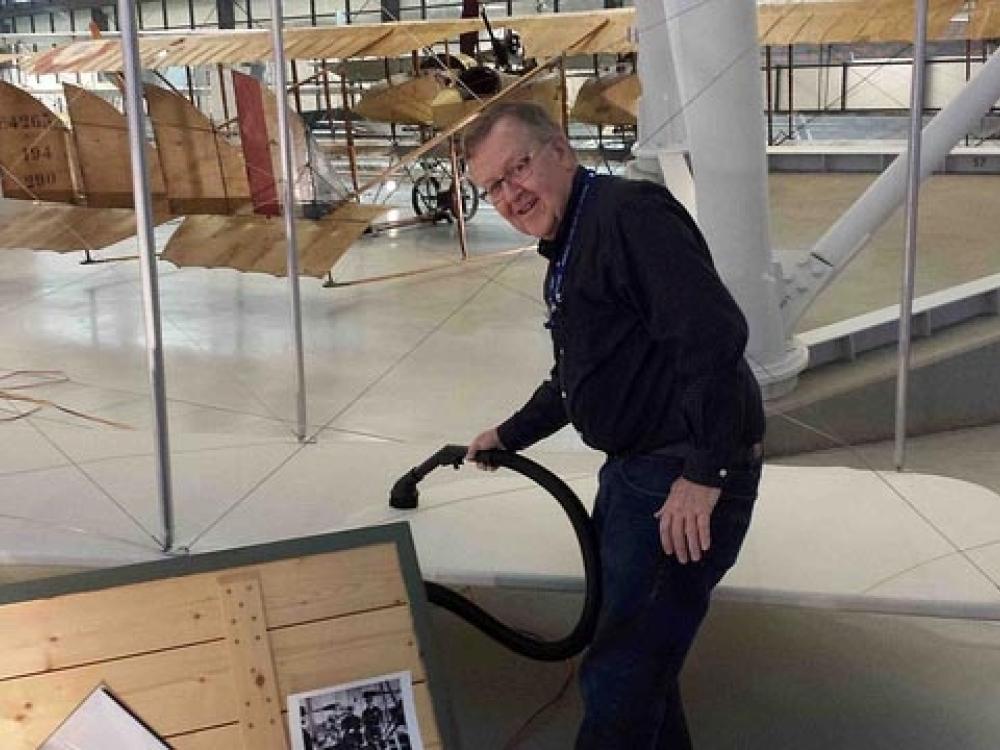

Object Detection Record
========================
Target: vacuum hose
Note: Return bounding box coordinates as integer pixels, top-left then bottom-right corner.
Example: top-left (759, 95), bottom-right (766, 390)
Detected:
top-left (389, 444), bottom-right (601, 662)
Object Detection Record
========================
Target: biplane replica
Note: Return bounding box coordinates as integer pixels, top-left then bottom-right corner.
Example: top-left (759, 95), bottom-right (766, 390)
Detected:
top-left (0, 8), bottom-right (636, 284)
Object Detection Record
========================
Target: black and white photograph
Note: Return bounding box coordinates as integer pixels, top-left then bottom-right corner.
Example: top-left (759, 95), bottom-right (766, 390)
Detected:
top-left (288, 670), bottom-right (423, 750)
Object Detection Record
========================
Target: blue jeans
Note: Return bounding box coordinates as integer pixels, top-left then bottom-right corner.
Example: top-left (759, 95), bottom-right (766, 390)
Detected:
top-left (576, 453), bottom-right (761, 749)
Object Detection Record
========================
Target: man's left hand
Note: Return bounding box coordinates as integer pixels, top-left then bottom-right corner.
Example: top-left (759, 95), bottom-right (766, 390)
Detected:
top-left (654, 477), bottom-right (722, 564)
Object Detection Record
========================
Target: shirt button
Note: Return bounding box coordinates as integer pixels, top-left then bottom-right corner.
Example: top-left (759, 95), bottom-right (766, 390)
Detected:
top-left (718, 468), bottom-right (728, 478)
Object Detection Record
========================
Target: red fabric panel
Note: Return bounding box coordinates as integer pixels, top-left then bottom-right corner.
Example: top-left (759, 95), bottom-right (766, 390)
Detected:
top-left (233, 71), bottom-right (280, 217)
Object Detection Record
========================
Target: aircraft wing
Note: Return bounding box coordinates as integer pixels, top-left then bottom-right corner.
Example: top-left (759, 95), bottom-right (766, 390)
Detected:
top-left (23, 11), bottom-right (635, 75)
top-left (0, 199), bottom-right (172, 253)
top-left (24, 17), bottom-right (482, 74)
top-left (160, 202), bottom-right (388, 278)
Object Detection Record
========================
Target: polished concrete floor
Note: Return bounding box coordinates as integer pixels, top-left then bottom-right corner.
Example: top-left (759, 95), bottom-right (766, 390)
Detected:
top-left (2, 168), bottom-right (1000, 747)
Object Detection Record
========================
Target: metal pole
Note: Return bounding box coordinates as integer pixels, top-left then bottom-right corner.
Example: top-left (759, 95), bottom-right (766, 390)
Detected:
top-left (787, 43), bottom-right (794, 140)
top-left (117, 0), bottom-right (174, 552)
top-left (965, 39), bottom-right (972, 146)
top-left (340, 67), bottom-right (360, 195)
top-left (448, 135), bottom-right (468, 260)
top-left (559, 54), bottom-right (569, 137)
top-left (765, 45), bottom-right (773, 146)
top-left (270, 0), bottom-right (309, 441)
top-left (218, 63), bottom-right (230, 122)
top-left (894, 0), bottom-right (929, 471)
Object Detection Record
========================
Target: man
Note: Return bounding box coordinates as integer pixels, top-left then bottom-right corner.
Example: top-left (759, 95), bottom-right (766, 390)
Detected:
top-left (361, 694), bottom-right (384, 749)
top-left (463, 102), bottom-right (764, 749)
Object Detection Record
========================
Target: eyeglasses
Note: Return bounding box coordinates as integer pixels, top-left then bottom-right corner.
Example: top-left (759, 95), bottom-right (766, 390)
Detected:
top-left (481, 140), bottom-right (551, 205)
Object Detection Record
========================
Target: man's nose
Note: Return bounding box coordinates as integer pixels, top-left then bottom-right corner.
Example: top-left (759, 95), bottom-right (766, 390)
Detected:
top-left (500, 178), bottom-right (524, 202)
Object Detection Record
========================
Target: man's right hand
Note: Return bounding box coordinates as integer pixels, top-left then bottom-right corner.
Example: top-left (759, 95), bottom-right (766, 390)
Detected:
top-left (466, 427), bottom-right (506, 470)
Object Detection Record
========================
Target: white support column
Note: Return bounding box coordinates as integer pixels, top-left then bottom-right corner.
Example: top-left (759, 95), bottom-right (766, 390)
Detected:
top-left (783, 44), bottom-right (1000, 330)
top-left (628, 0), bottom-right (697, 218)
top-left (635, 0), bottom-right (806, 398)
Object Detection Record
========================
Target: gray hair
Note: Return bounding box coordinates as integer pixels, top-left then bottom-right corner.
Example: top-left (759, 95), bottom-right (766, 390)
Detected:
top-left (462, 101), bottom-right (564, 161)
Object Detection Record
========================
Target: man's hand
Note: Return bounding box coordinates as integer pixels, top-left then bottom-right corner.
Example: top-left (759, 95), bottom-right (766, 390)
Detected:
top-left (654, 477), bottom-right (722, 563)
top-left (466, 428), bottom-right (506, 470)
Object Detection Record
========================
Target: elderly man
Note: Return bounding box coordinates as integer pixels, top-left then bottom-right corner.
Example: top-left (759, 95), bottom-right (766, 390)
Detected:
top-left (463, 102), bottom-right (764, 749)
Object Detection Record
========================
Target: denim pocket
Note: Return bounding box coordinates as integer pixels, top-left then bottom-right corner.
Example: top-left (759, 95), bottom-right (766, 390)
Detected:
top-left (706, 499), bottom-right (754, 575)
top-left (616, 454), bottom-right (685, 498)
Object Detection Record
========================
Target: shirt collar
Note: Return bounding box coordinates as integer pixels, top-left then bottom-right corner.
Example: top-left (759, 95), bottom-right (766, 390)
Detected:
top-left (538, 165), bottom-right (589, 261)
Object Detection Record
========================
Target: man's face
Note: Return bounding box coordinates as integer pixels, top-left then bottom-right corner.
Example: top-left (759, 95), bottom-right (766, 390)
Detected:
top-left (467, 117), bottom-right (577, 240)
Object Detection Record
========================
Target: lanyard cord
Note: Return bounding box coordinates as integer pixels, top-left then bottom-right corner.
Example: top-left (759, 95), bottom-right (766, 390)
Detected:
top-left (545, 170), bottom-right (596, 317)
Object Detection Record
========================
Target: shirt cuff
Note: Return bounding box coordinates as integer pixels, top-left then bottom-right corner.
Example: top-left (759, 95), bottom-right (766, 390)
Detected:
top-left (496, 420), bottom-right (524, 453)
top-left (681, 449), bottom-right (730, 488)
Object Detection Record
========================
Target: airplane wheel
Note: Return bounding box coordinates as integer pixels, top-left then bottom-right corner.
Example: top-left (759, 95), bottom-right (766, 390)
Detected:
top-left (411, 175), bottom-right (441, 217)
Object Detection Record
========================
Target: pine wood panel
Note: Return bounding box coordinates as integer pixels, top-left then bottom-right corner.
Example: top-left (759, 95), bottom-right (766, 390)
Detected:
top-left (0, 544), bottom-right (404, 682)
top-left (0, 605), bottom-right (430, 748)
top-left (0, 640), bottom-right (236, 749)
top-left (218, 572), bottom-right (287, 750)
top-left (166, 723), bottom-right (241, 750)
top-left (272, 606), bottom-right (425, 696)
top-left (166, 683), bottom-right (443, 750)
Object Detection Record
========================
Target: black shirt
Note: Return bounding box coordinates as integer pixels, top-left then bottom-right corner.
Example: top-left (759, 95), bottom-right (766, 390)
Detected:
top-left (496, 167), bottom-right (765, 488)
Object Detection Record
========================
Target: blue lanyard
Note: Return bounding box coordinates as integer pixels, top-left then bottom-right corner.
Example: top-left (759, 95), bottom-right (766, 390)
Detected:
top-left (545, 170), bottom-right (595, 321)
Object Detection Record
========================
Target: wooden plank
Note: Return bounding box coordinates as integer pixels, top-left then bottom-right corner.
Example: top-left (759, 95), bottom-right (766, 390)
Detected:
top-left (217, 572), bottom-right (287, 750)
top-left (168, 723), bottom-right (241, 750)
top-left (167, 723), bottom-right (241, 750)
top-left (0, 544), bottom-right (405, 682)
top-left (167, 684), bottom-right (443, 750)
top-left (0, 606), bottom-right (430, 749)
top-left (0, 641), bottom-right (236, 750)
top-left (272, 606), bottom-right (426, 697)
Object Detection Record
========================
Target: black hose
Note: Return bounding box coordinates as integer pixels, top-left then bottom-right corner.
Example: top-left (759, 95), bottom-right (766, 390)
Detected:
top-left (389, 445), bottom-right (601, 662)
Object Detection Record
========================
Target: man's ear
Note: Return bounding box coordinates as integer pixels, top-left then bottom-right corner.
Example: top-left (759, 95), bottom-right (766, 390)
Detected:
top-left (550, 134), bottom-right (576, 168)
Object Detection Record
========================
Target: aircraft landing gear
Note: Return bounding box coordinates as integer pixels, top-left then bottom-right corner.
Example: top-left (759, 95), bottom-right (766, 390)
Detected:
top-left (410, 160), bottom-right (480, 224)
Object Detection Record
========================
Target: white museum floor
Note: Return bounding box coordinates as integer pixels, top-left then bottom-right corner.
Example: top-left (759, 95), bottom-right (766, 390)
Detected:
top-left (1, 192), bottom-right (1000, 617)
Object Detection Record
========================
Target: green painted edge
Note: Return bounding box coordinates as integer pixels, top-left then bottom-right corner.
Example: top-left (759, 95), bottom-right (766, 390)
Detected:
top-left (0, 522), bottom-right (459, 749)
top-left (393, 526), bottom-right (462, 750)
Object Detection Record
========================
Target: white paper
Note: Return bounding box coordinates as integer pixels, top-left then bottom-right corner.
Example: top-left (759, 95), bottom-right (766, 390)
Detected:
top-left (288, 669), bottom-right (424, 750)
top-left (40, 686), bottom-right (168, 750)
